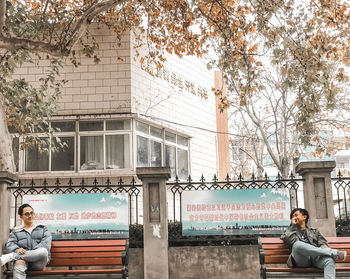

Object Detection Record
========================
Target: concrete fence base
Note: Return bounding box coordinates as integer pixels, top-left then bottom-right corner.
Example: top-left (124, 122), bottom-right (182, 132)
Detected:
top-left (129, 245), bottom-right (260, 279)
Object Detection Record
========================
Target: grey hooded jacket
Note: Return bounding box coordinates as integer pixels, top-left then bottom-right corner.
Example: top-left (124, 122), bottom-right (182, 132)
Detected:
top-left (6, 224), bottom-right (52, 260)
top-left (280, 223), bottom-right (328, 267)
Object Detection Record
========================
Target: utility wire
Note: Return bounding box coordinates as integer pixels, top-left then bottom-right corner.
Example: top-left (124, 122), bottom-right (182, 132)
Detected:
top-left (139, 113), bottom-right (340, 148)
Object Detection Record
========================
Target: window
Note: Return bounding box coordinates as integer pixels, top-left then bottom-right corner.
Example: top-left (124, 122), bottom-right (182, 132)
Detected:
top-left (137, 135), bottom-right (149, 167)
top-left (80, 136), bottom-right (104, 170)
top-left (20, 119), bottom-right (132, 172)
top-left (136, 121), bottom-right (189, 179)
top-left (106, 135), bottom-right (130, 169)
top-left (135, 121), bottom-right (163, 168)
top-left (165, 134), bottom-right (189, 180)
top-left (14, 119), bottom-right (189, 175)
top-left (177, 149), bottom-right (189, 179)
top-left (25, 139), bottom-right (49, 171)
top-left (51, 122), bottom-right (76, 132)
top-left (151, 140), bottom-right (162, 167)
top-left (79, 121), bottom-right (103, 131)
top-left (165, 145), bottom-right (176, 178)
top-left (107, 120), bottom-right (131, 130)
top-left (51, 137), bottom-right (75, 171)
top-left (79, 120), bottom-right (131, 171)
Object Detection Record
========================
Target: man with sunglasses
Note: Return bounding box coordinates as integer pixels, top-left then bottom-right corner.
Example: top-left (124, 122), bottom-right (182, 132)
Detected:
top-left (0, 203), bottom-right (51, 279)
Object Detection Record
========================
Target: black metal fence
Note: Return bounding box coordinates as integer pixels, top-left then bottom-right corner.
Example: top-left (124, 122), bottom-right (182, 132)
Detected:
top-left (8, 177), bottom-right (142, 228)
top-left (166, 173), bottom-right (302, 246)
top-left (332, 171), bottom-right (350, 236)
top-left (8, 172), bottom-right (350, 245)
top-left (167, 173), bottom-right (302, 222)
top-left (333, 171), bottom-right (350, 219)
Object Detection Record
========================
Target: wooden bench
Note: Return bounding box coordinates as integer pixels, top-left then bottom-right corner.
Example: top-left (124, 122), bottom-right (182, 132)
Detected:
top-left (4, 239), bottom-right (128, 278)
top-left (258, 237), bottom-right (350, 278)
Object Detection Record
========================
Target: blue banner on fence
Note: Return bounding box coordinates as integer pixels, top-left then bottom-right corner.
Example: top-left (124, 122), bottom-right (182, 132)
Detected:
top-left (23, 193), bottom-right (128, 239)
top-left (181, 188), bottom-right (291, 235)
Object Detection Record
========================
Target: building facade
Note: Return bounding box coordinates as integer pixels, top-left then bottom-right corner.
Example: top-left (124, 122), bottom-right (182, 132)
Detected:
top-left (11, 26), bottom-right (228, 184)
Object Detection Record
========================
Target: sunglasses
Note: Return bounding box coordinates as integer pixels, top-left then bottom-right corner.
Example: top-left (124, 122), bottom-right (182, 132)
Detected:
top-left (22, 211), bottom-right (35, 217)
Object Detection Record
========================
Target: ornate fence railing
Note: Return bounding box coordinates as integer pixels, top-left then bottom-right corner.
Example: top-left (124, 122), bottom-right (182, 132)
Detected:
top-left (8, 177), bottom-right (143, 226)
top-left (165, 173), bottom-right (303, 246)
top-left (332, 171), bottom-right (350, 220)
top-left (8, 170), bottom-right (350, 244)
top-left (167, 173), bottom-right (302, 222)
top-left (332, 171), bottom-right (350, 236)
top-left (8, 173), bottom-right (305, 246)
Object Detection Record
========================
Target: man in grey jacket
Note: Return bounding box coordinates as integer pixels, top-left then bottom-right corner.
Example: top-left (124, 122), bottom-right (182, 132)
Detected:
top-left (280, 208), bottom-right (346, 279)
top-left (0, 203), bottom-right (52, 279)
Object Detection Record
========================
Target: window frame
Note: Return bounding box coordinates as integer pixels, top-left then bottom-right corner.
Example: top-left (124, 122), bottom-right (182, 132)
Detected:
top-left (13, 118), bottom-right (190, 176)
top-left (134, 120), bottom-right (190, 178)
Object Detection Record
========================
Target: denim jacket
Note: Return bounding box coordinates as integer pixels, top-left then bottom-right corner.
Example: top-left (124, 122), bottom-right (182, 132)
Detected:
top-left (280, 223), bottom-right (328, 267)
top-left (6, 224), bottom-right (52, 260)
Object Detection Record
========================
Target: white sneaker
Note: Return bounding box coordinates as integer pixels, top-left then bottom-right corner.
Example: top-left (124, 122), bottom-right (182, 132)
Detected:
top-left (336, 250), bottom-right (347, 261)
top-left (0, 253), bottom-right (15, 266)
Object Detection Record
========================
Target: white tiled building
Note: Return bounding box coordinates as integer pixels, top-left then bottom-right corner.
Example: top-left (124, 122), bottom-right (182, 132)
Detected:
top-left (11, 26), bottom-right (223, 183)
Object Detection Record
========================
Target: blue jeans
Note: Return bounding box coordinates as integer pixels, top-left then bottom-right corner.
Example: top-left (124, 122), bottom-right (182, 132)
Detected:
top-left (292, 241), bottom-right (338, 279)
top-left (13, 248), bottom-right (48, 279)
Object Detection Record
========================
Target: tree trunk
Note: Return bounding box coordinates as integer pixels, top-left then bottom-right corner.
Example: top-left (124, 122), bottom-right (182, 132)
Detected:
top-left (0, 101), bottom-right (15, 173)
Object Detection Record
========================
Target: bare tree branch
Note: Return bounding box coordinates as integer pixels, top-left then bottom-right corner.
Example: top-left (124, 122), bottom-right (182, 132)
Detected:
top-left (0, 0), bottom-right (129, 57)
top-left (65, 0), bottom-right (129, 51)
top-left (0, 35), bottom-right (67, 56)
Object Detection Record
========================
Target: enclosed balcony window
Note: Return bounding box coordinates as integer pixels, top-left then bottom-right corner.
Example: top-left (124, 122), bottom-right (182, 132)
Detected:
top-left (106, 135), bottom-right (130, 169)
top-left (51, 137), bottom-right (75, 171)
top-left (25, 139), bottom-right (49, 171)
top-left (80, 136), bottom-right (104, 170)
top-left (137, 135), bottom-right (149, 167)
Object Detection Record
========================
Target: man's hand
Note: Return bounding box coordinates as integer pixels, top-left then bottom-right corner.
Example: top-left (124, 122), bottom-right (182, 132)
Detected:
top-left (18, 248), bottom-right (26, 255)
top-left (291, 217), bottom-right (297, 224)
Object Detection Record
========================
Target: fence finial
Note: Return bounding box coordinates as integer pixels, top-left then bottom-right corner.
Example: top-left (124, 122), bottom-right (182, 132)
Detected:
top-left (131, 176), bottom-right (136, 186)
top-left (277, 172), bottom-right (282, 180)
top-left (93, 177), bottom-right (98, 186)
top-left (80, 178), bottom-right (86, 187)
top-left (187, 175), bottom-right (193, 184)
top-left (68, 178), bottom-right (73, 187)
top-left (42, 179), bottom-right (48, 187)
top-left (251, 173), bottom-right (256, 180)
top-left (200, 174), bottom-right (205, 184)
top-left (55, 178), bottom-right (61, 187)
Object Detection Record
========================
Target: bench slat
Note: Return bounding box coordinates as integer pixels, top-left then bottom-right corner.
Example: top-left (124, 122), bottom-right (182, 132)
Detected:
top-left (267, 267), bottom-right (350, 272)
top-left (261, 237), bottom-right (350, 245)
top-left (49, 257), bottom-right (123, 266)
top-left (51, 251), bottom-right (122, 258)
top-left (51, 239), bottom-right (126, 247)
top-left (28, 268), bottom-right (123, 275)
top-left (51, 246), bottom-right (126, 252)
top-left (264, 252), bottom-right (289, 255)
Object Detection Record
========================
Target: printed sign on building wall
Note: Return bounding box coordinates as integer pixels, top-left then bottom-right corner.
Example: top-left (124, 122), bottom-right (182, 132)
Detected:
top-left (23, 193), bottom-right (128, 239)
top-left (182, 188), bottom-right (291, 235)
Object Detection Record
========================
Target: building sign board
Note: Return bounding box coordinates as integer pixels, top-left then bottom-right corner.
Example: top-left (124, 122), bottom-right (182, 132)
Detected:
top-left (23, 193), bottom-right (128, 239)
top-left (182, 188), bottom-right (291, 235)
